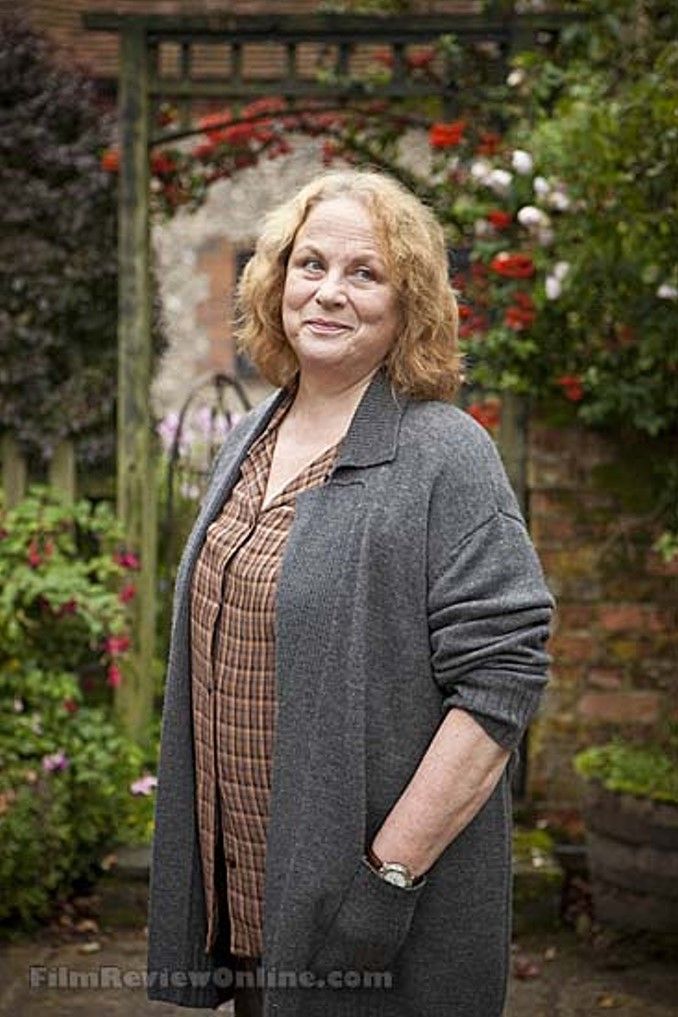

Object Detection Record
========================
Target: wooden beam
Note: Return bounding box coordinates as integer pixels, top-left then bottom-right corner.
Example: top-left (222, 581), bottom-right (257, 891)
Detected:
top-left (147, 78), bottom-right (457, 102)
top-left (499, 392), bottom-right (529, 519)
top-left (83, 11), bottom-right (580, 39)
top-left (49, 441), bottom-right (76, 503)
top-left (117, 22), bottom-right (156, 747)
top-left (1, 435), bottom-right (27, 510)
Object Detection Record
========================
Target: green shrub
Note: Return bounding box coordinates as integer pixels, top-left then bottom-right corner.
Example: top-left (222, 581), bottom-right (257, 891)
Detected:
top-left (574, 738), bottom-right (678, 805)
top-left (0, 677), bottom-right (143, 926)
top-left (0, 488), bottom-right (158, 929)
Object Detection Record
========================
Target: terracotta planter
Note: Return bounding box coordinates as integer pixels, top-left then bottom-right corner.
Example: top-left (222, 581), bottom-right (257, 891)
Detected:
top-left (582, 780), bottom-right (678, 932)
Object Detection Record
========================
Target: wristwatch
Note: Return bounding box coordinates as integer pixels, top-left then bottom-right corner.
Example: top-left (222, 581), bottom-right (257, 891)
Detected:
top-left (365, 844), bottom-right (420, 888)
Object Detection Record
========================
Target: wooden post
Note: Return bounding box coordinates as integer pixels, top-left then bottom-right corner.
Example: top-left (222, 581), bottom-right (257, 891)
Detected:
top-left (49, 440), bottom-right (76, 502)
top-left (499, 392), bottom-right (529, 519)
top-left (1, 435), bottom-right (27, 509)
top-left (116, 22), bottom-right (156, 746)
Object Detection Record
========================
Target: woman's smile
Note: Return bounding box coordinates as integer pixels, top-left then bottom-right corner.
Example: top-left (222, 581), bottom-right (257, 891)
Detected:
top-left (302, 317), bottom-right (352, 335)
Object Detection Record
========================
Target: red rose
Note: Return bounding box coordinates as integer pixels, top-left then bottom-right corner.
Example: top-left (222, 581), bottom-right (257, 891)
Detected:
top-left (429, 120), bottom-right (467, 149)
top-left (223, 122), bottom-right (260, 146)
top-left (504, 305), bottom-right (536, 330)
top-left (198, 110), bottom-right (233, 144)
top-left (63, 698), bottom-right (79, 714)
top-left (193, 140), bottom-right (217, 160)
top-left (556, 374), bottom-right (584, 402)
top-left (513, 290), bottom-right (535, 310)
top-left (459, 312), bottom-right (490, 339)
top-left (489, 253), bottom-right (536, 279)
top-left (151, 152), bottom-right (175, 177)
top-left (241, 97), bottom-right (287, 119)
top-left (119, 583), bottom-right (137, 604)
top-left (487, 210), bottom-right (512, 230)
top-left (468, 401), bottom-right (501, 431)
top-left (101, 149), bottom-right (119, 172)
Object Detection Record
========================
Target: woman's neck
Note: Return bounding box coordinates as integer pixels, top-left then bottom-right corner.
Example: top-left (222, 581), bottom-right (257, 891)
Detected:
top-left (288, 365), bottom-right (380, 432)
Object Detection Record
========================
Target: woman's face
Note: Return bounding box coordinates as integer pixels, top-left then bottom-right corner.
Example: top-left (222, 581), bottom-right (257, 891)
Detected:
top-left (281, 195), bottom-right (401, 387)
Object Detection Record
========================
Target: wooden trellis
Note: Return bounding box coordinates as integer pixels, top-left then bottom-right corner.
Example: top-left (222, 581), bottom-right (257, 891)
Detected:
top-left (83, 6), bottom-right (575, 752)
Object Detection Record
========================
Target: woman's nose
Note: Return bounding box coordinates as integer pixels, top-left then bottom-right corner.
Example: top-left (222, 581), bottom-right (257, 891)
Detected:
top-left (315, 272), bottom-right (346, 306)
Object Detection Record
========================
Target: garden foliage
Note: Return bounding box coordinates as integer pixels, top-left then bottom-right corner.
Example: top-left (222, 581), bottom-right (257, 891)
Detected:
top-left (0, 489), bottom-right (155, 928)
top-left (0, 18), bottom-right (118, 467)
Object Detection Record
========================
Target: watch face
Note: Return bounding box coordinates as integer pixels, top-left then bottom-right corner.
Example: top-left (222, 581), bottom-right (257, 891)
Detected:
top-left (382, 868), bottom-right (411, 889)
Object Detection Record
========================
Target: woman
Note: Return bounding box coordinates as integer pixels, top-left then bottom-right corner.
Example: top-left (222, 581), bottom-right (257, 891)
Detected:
top-left (147, 169), bottom-right (554, 1017)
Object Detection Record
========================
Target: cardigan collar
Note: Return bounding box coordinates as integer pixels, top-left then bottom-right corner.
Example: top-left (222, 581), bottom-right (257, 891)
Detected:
top-left (268, 364), bottom-right (409, 473)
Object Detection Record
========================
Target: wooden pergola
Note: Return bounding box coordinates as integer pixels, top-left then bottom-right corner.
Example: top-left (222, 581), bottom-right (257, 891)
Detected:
top-left (83, 6), bottom-right (575, 748)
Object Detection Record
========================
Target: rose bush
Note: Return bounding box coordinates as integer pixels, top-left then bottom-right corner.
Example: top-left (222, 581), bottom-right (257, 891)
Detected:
top-left (0, 488), bottom-right (157, 929)
top-left (100, 3), bottom-right (675, 543)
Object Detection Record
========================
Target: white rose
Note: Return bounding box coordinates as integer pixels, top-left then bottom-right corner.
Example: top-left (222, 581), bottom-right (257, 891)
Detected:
top-left (554, 261), bottom-right (571, 281)
top-left (656, 283), bottom-right (678, 300)
top-left (545, 275), bottom-right (562, 300)
top-left (486, 168), bottom-right (513, 194)
top-left (507, 68), bottom-right (526, 88)
top-left (517, 205), bottom-right (547, 228)
top-left (470, 159), bottom-right (492, 182)
top-left (547, 189), bottom-right (571, 211)
top-left (533, 175), bottom-right (550, 198)
top-left (474, 218), bottom-right (493, 238)
top-left (511, 149), bottom-right (534, 175)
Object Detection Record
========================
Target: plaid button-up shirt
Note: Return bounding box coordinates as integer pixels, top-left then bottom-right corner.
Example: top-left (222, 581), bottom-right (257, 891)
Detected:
top-left (190, 388), bottom-right (341, 958)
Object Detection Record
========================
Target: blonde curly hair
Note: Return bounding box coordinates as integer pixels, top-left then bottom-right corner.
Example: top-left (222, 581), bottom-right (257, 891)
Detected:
top-left (235, 168), bottom-right (461, 401)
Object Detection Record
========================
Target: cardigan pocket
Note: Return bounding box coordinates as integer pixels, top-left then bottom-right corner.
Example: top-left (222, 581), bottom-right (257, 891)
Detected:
top-left (307, 857), bottom-right (426, 981)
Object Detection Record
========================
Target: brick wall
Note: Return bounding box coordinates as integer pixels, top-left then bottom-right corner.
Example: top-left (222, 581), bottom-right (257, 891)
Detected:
top-left (526, 411), bottom-right (678, 805)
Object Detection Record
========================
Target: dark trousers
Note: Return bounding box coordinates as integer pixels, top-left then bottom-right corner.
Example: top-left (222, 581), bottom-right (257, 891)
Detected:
top-left (233, 956), bottom-right (264, 1017)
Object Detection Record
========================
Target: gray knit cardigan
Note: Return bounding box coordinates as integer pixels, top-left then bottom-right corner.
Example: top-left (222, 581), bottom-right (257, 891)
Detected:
top-left (147, 366), bottom-right (554, 1016)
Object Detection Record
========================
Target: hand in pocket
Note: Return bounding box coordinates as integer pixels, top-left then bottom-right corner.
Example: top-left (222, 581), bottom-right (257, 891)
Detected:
top-left (309, 857), bottom-right (427, 979)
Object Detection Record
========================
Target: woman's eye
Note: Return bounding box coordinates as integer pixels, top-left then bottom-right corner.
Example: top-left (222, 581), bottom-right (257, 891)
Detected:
top-left (354, 266), bottom-right (374, 281)
top-left (302, 258), bottom-right (323, 271)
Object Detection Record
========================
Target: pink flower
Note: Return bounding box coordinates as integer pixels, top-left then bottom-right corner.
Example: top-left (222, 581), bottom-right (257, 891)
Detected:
top-left (119, 583), bottom-right (137, 604)
top-left (107, 663), bottom-right (123, 688)
top-left (130, 774), bottom-right (158, 796)
top-left (42, 751), bottom-right (69, 773)
top-left (57, 599), bottom-right (78, 618)
top-left (27, 540), bottom-right (42, 568)
top-left (113, 550), bottom-right (140, 570)
top-left (104, 634), bottom-right (131, 657)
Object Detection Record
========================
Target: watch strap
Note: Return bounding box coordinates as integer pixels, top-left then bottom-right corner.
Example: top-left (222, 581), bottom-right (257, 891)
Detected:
top-left (365, 844), bottom-right (423, 886)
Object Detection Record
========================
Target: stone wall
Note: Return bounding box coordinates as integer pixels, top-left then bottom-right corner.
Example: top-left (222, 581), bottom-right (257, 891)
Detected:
top-left (526, 410), bottom-right (677, 806)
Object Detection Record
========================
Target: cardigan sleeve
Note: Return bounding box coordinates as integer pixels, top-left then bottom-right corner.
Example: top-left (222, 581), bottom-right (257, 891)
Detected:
top-left (426, 426), bottom-right (555, 752)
